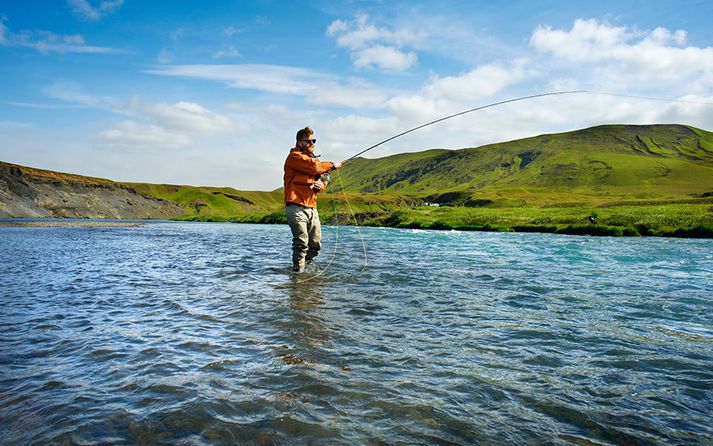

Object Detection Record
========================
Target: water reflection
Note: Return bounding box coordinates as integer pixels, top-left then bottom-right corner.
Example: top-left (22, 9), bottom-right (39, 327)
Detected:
top-left (277, 276), bottom-right (330, 366)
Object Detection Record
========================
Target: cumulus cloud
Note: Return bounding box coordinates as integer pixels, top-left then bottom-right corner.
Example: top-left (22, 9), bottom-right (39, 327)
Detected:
top-left (67, 0), bottom-right (123, 22)
top-left (352, 44), bottom-right (417, 71)
top-left (380, 59), bottom-right (537, 126)
top-left (41, 80), bottom-right (248, 150)
top-left (92, 99), bottom-right (250, 151)
top-left (326, 14), bottom-right (420, 71)
top-left (530, 18), bottom-right (713, 82)
top-left (136, 100), bottom-right (248, 135)
top-left (307, 78), bottom-right (389, 109)
top-left (96, 120), bottom-right (192, 150)
top-left (423, 59), bottom-right (535, 102)
top-left (0, 20), bottom-right (122, 54)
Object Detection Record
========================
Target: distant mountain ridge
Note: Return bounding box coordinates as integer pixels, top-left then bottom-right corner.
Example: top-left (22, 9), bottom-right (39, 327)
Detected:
top-left (1, 124), bottom-right (712, 219)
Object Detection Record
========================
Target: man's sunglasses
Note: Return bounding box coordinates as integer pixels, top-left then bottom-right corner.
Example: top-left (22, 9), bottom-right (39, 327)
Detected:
top-left (300, 139), bottom-right (317, 144)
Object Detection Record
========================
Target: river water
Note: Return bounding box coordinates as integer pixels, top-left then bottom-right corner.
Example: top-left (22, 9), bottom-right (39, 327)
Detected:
top-left (1, 221), bottom-right (711, 445)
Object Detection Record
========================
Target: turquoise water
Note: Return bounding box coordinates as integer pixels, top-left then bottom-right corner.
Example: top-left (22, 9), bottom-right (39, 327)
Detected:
top-left (1, 222), bottom-right (711, 445)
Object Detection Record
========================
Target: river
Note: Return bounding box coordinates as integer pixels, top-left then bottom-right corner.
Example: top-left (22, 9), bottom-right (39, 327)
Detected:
top-left (1, 221), bottom-right (711, 444)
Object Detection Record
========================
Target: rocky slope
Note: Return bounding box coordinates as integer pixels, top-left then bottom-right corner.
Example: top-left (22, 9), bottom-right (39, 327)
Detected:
top-left (0, 162), bottom-right (184, 219)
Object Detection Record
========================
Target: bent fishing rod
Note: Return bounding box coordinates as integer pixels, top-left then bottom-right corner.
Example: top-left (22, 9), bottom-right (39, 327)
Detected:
top-left (342, 90), bottom-right (713, 162)
top-left (344, 90), bottom-right (586, 162)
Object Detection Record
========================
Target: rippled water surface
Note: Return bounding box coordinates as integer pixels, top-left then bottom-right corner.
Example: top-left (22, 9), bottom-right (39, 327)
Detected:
top-left (1, 221), bottom-right (712, 445)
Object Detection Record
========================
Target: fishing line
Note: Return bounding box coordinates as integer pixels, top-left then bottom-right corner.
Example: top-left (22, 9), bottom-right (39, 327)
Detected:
top-left (584, 91), bottom-right (713, 106)
top-left (295, 192), bottom-right (341, 284)
top-left (294, 170), bottom-right (367, 283)
top-left (345, 90), bottom-right (586, 161)
top-left (344, 90), bottom-right (713, 162)
top-left (335, 168), bottom-right (368, 272)
top-left (296, 89), bottom-right (711, 281)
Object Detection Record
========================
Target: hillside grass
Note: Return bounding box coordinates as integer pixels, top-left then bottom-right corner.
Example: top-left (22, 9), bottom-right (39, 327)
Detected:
top-left (336, 125), bottom-right (713, 205)
top-left (358, 202), bottom-right (713, 238)
top-left (123, 182), bottom-right (283, 217)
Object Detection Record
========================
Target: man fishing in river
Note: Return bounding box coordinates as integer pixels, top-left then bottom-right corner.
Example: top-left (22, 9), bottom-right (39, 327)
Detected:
top-left (284, 126), bottom-right (344, 273)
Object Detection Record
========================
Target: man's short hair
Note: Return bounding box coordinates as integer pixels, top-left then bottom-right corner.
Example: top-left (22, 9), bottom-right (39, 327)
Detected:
top-left (296, 126), bottom-right (313, 141)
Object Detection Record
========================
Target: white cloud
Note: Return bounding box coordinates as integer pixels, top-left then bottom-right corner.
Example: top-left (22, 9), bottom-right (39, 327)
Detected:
top-left (146, 64), bottom-right (388, 109)
top-left (137, 100), bottom-right (248, 135)
top-left (223, 26), bottom-right (240, 36)
top-left (40, 80), bottom-right (249, 151)
top-left (308, 78), bottom-right (389, 109)
top-left (352, 44), bottom-right (417, 71)
top-left (96, 120), bottom-right (192, 150)
top-left (326, 14), bottom-right (421, 71)
top-left (145, 64), bottom-right (326, 94)
top-left (93, 99), bottom-right (250, 152)
top-left (212, 46), bottom-right (241, 59)
top-left (94, 99), bottom-right (250, 151)
top-left (43, 81), bottom-right (106, 108)
top-left (0, 100), bottom-right (84, 109)
top-left (0, 21), bottom-right (122, 54)
top-left (67, 0), bottom-right (123, 22)
top-left (423, 59), bottom-right (535, 102)
top-left (531, 18), bottom-right (713, 82)
top-left (381, 59), bottom-right (538, 126)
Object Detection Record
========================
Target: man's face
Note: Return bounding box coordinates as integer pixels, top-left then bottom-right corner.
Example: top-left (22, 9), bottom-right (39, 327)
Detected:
top-left (298, 135), bottom-right (316, 153)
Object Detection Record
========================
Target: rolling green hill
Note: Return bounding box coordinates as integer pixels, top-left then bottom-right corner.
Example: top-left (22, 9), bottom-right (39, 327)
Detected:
top-left (336, 124), bottom-right (713, 206)
top-left (123, 182), bottom-right (283, 218)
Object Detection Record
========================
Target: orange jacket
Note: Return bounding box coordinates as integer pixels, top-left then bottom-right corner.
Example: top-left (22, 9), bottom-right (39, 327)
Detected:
top-left (283, 148), bottom-right (334, 208)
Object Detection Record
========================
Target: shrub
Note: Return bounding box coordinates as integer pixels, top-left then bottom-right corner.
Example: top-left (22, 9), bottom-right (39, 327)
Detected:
top-left (259, 211), bottom-right (287, 224)
top-left (556, 224), bottom-right (624, 236)
top-left (666, 225), bottom-right (713, 238)
top-left (512, 224), bottom-right (559, 233)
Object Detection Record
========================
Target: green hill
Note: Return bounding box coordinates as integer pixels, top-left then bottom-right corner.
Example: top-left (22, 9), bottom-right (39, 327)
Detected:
top-left (123, 182), bottom-right (283, 219)
top-left (336, 124), bottom-right (713, 206)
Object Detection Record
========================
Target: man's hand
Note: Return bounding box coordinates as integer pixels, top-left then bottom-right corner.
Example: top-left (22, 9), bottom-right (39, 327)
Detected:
top-left (313, 179), bottom-right (326, 192)
top-left (332, 160), bottom-right (346, 169)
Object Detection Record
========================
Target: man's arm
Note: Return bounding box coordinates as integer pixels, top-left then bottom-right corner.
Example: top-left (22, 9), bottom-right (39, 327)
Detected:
top-left (286, 152), bottom-right (336, 175)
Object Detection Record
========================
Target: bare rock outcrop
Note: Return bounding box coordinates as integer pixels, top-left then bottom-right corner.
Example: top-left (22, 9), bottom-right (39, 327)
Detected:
top-left (0, 162), bottom-right (184, 219)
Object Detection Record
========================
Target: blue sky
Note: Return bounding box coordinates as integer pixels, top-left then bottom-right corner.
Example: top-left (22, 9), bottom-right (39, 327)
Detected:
top-left (1, 0), bottom-right (711, 190)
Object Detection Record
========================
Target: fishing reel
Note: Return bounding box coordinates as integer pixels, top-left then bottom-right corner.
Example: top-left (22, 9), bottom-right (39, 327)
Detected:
top-left (311, 172), bottom-right (331, 190)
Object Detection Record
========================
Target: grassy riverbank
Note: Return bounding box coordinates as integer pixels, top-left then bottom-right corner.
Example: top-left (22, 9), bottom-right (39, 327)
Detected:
top-left (359, 202), bottom-right (713, 237)
top-left (180, 199), bottom-right (713, 238)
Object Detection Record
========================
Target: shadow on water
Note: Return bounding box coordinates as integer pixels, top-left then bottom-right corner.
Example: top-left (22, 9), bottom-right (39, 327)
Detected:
top-left (276, 276), bottom-right (330, 366)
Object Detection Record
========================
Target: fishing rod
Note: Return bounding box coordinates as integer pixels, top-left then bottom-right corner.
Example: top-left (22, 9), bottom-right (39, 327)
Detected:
top-left (342, 90), bottom-right (713, 162)
top-left (344, 90), bottom-right (586, 162)
top-left (309, 89), bottom-right (710, 281)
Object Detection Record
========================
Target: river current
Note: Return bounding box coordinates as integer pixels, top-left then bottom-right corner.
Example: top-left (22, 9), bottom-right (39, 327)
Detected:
top-left (1, 221), bottom-right (711, 445)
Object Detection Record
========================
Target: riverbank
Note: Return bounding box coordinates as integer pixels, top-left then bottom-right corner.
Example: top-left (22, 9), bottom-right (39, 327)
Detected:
top-left (180, 202), bottom-right (713, 238)
top-left (0, 221), bottom-right (144, 227)
top-left (360, 202), bottom-right (713, 237)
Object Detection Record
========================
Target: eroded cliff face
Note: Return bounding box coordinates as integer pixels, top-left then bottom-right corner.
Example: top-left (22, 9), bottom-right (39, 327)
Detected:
top-left (0, 162), bottom-right (184, 219)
